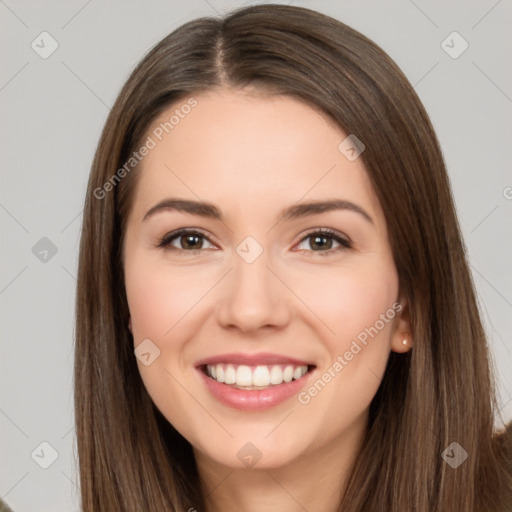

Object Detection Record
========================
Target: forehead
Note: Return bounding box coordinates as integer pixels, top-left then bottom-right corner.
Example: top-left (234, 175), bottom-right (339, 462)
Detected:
top-left (130, 88), bottom-right (383, 227)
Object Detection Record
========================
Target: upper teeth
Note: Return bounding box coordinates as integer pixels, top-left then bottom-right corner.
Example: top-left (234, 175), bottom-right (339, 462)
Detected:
top-left (206, 364), bottom-right (308, 388)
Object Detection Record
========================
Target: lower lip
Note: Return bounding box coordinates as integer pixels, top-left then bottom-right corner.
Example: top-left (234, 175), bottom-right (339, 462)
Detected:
top-left (197, 367), bottom-right (314, 411)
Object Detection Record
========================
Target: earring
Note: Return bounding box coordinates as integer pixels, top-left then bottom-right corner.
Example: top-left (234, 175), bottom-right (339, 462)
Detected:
top-left (402, 335), bottom-right (412, 347)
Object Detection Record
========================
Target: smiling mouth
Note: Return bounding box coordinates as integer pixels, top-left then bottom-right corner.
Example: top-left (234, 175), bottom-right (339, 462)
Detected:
top-left (200, 363), bottom-right (316, 390)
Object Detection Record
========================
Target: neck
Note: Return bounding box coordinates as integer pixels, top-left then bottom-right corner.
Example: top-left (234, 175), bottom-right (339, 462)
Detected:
top-left (195, 412), bottom-right (368, 512)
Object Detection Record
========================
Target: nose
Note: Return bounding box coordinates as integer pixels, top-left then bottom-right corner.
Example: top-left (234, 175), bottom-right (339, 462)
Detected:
top-left (216, 248), bottom-right (291, 334)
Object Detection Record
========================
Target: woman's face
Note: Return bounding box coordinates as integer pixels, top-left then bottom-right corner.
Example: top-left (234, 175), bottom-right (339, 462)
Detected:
top-left (123, 88), bottom-right (411, 470)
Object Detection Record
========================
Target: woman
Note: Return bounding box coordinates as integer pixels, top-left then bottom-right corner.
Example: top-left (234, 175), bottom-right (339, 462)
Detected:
top-left (74, 4), bottom-right (512, 511)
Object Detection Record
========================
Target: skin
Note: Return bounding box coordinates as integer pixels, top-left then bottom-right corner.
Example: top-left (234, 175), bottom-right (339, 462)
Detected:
top-left (123, 88), bottom-right (412, 512)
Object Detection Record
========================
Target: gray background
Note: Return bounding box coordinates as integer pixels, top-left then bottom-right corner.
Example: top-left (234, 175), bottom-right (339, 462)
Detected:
top-left (1, 1), bottom-right (511, 510)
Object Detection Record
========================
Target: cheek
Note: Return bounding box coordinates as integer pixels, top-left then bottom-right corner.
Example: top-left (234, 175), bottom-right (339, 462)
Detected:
top-left (124, 253), bottom-right (213, 441)
top-left (293, 256), bottom-right (399, 428)
top-left (125, 254), bottom-right (209, 343)
top-left (287, 255), bottom-right (399, 347)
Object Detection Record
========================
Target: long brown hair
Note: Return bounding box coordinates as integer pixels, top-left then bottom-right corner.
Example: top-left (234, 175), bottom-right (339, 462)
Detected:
top-left (74, 4), bottom-right (512, 510)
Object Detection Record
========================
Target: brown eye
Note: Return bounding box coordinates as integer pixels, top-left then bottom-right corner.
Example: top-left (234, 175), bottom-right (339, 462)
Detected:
top-left (309, 234), bottom-right (333, 251)
top-left (296, 229), bottom-right (351, 253)
top-left (179, 233), bottom-right (203, 250)
top-left (157, 229), bottom-right (215, 251)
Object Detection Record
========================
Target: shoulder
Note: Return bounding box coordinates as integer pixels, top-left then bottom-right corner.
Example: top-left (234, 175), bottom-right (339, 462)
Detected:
top-left (0, 499), bottom-right (14, 512)
top-left (489, 421), bottom-right (512, 512)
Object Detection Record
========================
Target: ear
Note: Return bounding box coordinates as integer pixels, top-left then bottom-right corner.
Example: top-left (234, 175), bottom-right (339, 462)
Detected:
top-left (390, 298), bottom-right (413, 353)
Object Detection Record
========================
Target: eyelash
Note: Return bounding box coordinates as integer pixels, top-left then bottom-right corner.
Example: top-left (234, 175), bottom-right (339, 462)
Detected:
top-left (155, 228), bottom-right (352, 255)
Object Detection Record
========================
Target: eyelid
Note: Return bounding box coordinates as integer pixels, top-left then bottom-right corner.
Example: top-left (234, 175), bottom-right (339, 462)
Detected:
top-left (156, 228), bottom-right (218, 250)
top-left (156, 227), bottom-right (352, 253)
top-left (293, 227), bottom-right (352, 252)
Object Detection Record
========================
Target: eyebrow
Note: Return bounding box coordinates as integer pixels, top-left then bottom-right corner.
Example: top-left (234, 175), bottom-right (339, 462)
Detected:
top-left (143, 198), bottom-right (374, 225)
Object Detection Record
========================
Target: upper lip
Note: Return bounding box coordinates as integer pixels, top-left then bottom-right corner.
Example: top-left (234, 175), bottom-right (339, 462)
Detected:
top-left (195, 352), bottom-right (315, 367)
